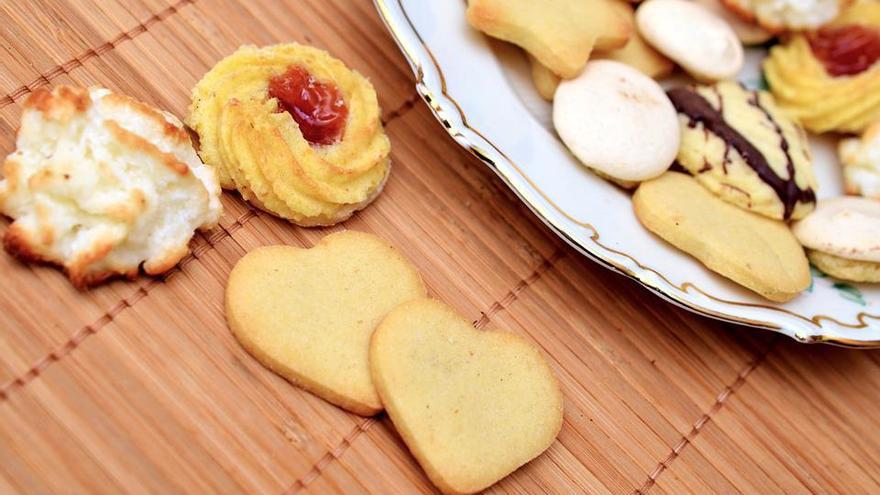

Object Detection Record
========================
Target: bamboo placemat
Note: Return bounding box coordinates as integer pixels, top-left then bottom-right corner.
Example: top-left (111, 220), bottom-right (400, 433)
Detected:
top-left (0, 1), bottom-right (878, 493)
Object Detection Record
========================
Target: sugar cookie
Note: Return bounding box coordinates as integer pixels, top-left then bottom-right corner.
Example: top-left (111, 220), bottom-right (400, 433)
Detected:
top-left (371, 298), bottom-right (563, 495)
top-left (554, 60), bottom-right (679, 183)
top-left (466, 0), bottom-right (632, 78)
top-left (634, 172), bottom-right (811, 302)
top-left (226, 231), bottom-right (426, 415)
top-left (528, 55), bottom-right (562, 101)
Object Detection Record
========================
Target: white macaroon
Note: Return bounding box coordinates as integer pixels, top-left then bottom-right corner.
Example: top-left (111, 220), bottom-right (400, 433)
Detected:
top-left (636, 0), bottom-right (744, 81)
top-left (792, 197), bottom-right (880, 264)
top-left (0, 85), bottom-right (222, 288)
top-left (553, 60), bottom-right (680, 183)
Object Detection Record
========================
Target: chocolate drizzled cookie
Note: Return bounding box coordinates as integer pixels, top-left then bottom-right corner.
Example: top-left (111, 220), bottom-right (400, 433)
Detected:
top-left (668, 82), bottom-right (817, 221)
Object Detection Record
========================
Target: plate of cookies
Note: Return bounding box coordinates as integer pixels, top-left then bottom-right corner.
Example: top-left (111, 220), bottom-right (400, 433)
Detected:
top-left (376, 0), bottom-right (880, 346)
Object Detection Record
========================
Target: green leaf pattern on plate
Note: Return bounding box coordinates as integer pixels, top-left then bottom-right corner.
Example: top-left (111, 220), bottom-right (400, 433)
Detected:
top-left (808, 265), bottom-right (866, 306)
top-left (833, 283), bottom-right (867, 307)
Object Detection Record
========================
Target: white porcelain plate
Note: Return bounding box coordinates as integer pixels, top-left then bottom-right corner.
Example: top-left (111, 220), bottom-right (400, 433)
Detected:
top-left (375, 0), bottom-right (880, 347)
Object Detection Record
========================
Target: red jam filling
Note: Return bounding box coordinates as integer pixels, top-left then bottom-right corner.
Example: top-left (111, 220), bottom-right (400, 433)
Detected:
top-left (267, 66), bottom-right (348, 146)
top-left (808, 25), bottom-right (880, 77)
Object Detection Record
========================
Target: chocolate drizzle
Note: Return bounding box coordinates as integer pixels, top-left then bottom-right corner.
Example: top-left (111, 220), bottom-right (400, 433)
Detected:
top-left (667, 87), bottom-right (816, 220)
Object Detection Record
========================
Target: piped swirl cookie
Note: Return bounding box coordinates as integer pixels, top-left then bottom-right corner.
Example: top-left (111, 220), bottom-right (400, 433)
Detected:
top-left (668, 82), bottom-right (817, 221)
top-left (0, 86), bottom-right (221, 288)
top-left (188, 44), bottom-right (391, 226)
top-left (764, 1), bottom-right (880, 134)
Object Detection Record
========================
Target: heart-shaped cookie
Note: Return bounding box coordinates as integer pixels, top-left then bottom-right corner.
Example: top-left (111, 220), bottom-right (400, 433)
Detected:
top-left (226, 231), bottom-right (426, 415)
top-left (370, 298), bottom-right (564, 494)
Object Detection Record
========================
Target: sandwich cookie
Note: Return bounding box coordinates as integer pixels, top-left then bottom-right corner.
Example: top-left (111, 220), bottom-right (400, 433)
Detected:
top-left (793, 197), bottom-right (880, 283)
top-left (553, 60), bottom-right (679, 185)
top-left (637, 0), bottom-right (744, 81)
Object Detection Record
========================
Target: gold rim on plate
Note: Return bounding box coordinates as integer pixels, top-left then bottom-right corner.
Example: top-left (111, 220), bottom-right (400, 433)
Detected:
top-left (374, 0), bottom-right (880, 348)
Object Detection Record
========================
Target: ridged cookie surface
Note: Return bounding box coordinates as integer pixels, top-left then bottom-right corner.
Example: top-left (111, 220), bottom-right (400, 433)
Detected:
top-left (763, 1), bottom-right (880, 134)
top-left (668, 82), bottom-right (817, 220)
top-left (634, 172), bottom-right (810, 302)
top-left (0, 86), bottom-right (221, 288)
top-left (188, 44), bottom-right (390, 226)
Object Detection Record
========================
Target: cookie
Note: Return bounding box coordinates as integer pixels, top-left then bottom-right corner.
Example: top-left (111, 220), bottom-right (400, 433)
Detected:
top-left (225, 231), bottom-right (426, 415)
top-left (554, 60), bottom-right (679, 183)
top-left (693, 0), bottom-right (773, 45)
top-left (807, 250), bottom-right (880, 283)
top-left (528, 54), bottom-right (561, 101)
top-left (466, 0), bottom-right (632, 79)
top-left (637, 0), bottom-right (744, 81)
top-left (188, 44), bottom-right (391, 226)
top-left (668, 82), bottom-right (817, 221)
top-left (763, 2), bottom-right (880, 134)
top-left (839, 120), bottom-right (880, 199)
top-left (792, 197), bottom-right (880, 283)
top-left (633, 172), bottom-right (811, 302)
top-left (0, 86), bottom-right (221, 288)
top-left (721, 0), bottom-right (842, 32)
top-left (594, 1), bottom-right (674, 79)
top-left (370, 298), bottom-right (563, 495)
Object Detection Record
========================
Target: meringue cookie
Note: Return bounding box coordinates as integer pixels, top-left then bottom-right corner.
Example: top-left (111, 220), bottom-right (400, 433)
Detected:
top-left (636, 0), bottom-right (744, 81)
top-left (793, 197), bottom-right (880, 263)
top-left (553, 60), bottom-right (679, 183)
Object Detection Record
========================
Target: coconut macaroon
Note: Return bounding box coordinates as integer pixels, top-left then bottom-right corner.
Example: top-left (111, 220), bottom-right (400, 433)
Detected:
top-left (721, 0), bottom-right (842, 32)
top-left (0, 86), bottom-right (222, 288)
top-left (187, 44), bottom-right (391, 226)
top-left (793, 197), bottom-right (880, 283)
top-left (839, 121), bottom-right (880, 200)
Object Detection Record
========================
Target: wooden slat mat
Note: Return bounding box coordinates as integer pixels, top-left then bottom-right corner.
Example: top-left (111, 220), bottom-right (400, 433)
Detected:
top-left (0, 1), bottom-right (878, 493)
